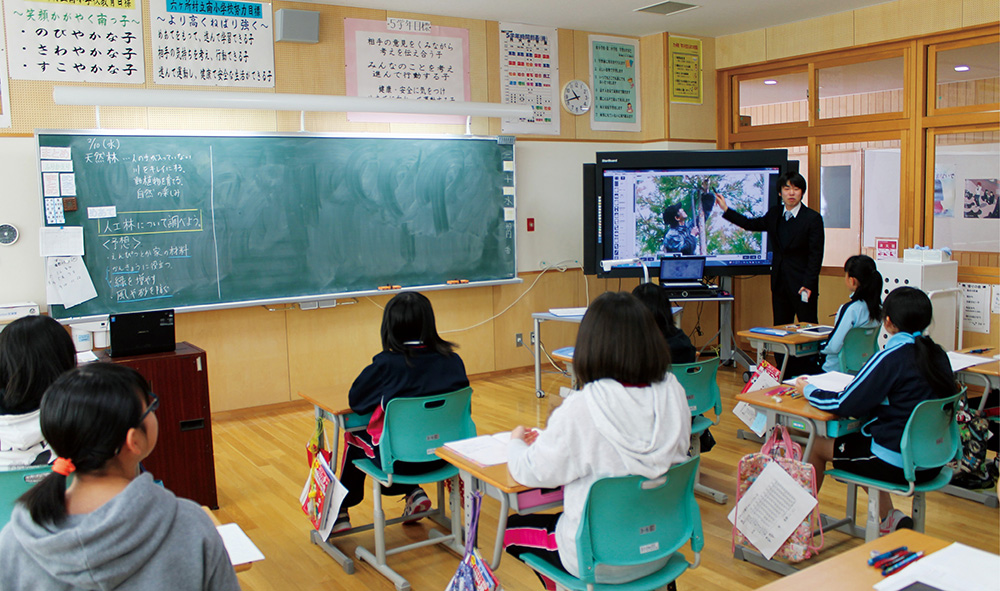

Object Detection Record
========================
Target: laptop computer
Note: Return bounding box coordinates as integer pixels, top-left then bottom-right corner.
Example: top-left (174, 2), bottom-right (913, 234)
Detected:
top-left (659, 256), bottom-right (707, 288)
top-left (108, 310), bottom-right (176, 358)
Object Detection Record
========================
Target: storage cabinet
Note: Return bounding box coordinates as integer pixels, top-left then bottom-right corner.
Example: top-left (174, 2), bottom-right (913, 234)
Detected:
top-left (98, 342), bottom-right (218, 508)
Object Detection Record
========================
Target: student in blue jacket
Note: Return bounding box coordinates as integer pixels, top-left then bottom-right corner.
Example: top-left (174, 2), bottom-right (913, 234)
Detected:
top-left (794, 287), bottom-right (957, 535)
top-left (819, 254), bottom-right (882, 373)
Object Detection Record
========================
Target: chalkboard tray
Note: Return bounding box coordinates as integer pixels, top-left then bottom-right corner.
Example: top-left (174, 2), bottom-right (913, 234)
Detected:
top-left (37, 131), bottom-right (517, 319)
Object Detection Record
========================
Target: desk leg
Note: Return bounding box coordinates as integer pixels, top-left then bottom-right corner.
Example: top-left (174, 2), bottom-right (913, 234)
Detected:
top-left (490, 493), bottom-right (511, 571)
top-left (534, 317), bottom-right (544, 398)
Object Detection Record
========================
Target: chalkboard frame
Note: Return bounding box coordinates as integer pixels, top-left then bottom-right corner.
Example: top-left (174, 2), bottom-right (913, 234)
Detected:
top-left (37, 129), bottom-right (521, 321)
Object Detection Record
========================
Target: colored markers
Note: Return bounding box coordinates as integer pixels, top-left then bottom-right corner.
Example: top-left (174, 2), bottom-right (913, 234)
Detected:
top-left (867, 546), bottom-right (925, 576)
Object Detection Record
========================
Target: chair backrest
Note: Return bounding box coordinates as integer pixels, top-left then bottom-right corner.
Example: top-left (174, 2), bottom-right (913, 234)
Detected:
top-left (673, 358), bottom-right (721, 419)
top-left (380, 387), bottom-right (476, 472)
top-left (0, 466), bottom-right (49, 529)
top-left (899, 388), bottom-right (964, 482)
top-left (838, 326), bottom-right (880, 375)
top-left (575, 456), bottom-right (703, 583)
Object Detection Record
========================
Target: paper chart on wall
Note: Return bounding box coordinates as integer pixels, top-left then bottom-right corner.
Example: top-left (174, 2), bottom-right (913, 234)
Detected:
top-left (961, 282), bottom-right (990, 334)
top-left (498, 22), bottom-right (559, 136)
top-left (45, 256), bottom-right (98, 309)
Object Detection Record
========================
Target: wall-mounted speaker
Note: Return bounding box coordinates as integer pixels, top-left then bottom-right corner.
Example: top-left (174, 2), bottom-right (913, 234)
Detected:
top-left (275, 9), bottom-right (319, 44)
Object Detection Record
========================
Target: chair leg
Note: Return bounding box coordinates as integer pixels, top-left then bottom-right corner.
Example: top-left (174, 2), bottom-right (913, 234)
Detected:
top-left (690, 433), bottom-right (728, 504)
top-left (864, 488), bottom-right (882, 542)
top-left (355, 480), bottom-right (413, 591)
top-left (911, 493), bottom-right (926, 532)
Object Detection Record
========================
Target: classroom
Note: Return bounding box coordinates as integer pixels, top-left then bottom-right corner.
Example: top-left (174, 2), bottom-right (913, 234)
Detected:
top-left (0, 0), bottom-right (998, 589)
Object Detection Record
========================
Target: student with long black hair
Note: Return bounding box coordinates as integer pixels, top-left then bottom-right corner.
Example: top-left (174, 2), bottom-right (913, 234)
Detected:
top-left (819, 254), bottom-right (883, 372)
top-left (0, 315), bottom-right (76, 470)
top-left (794, 287), bottom-right (957, 535)
top-left (503, 292), bottom-right (690, 588)
top-left (336, 291), bottom-right (470, 532)
top-left (0, 363), bottom-right (239, 590)
top-left (632, 282), bottom-right (696, 364)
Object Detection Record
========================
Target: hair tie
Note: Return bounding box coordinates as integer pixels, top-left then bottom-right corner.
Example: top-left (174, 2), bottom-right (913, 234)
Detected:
top-left (910, 331), bottom-right (924, 338)
top-left (52, 457), bottom-right (76, 476)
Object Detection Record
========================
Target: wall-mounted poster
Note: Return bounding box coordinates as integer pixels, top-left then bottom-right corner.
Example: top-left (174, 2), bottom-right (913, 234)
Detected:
top-left (963, 178), bottom-right (999, 219)
top-left (499, 22), bottom-right (558, 136)
top-left (934, 165), bottom-right (956, 217)
top-left (589, 35), bottom-right (639, 133)
top-left (151, 0), bottom-right (275, 87)
top-left (4, 0), bottom-right (144, 83)
top-left (344, 17), bottom-right (470, 124)
top-left (669, 35), bottom-right (702, 104)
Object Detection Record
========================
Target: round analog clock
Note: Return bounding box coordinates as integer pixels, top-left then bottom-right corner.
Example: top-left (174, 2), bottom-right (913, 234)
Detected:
top-left (0, 223), bottom-right (18, 246)
top-left (561, 79), bottom-right (592, 115)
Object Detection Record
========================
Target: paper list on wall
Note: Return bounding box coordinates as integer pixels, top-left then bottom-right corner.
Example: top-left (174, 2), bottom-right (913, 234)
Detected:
top-left (961, 282), bottom-right (991, 334)
top-left (59, 174), bottom-right (77, 196)
top-left (46, 256), bottom-right (98, 309)
top-left (39, 226), bottom-right (85, 257)
top-left (45, 199), bottom-right (65, 225)
top-left (40, 160), bottom-right (73, 173)
top-left (727, 461), bottom-right (817, 559)
top-left (499, 22), bottom-right (559, 136)
top-left (992, 285), bottom-right (1000, 315)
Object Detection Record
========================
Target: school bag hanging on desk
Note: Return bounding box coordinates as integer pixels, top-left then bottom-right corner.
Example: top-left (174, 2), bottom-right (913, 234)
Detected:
top-left (732, 425), bottom-right (824, 562)
top-left (446, 491), bottom-right (499, 591)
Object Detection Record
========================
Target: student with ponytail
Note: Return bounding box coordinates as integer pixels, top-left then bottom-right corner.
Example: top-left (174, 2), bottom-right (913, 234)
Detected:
top-left (818, 254), bottom-right (883, 372)
top-left (0, 363), bottom-right (239, 590)
top-left (793, 287), bottom-right (957, 536)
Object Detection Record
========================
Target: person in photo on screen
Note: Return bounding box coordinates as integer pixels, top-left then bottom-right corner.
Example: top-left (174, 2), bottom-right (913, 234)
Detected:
top-left (661, 203), bottom-right (698, 255)
top-left (0, 316), bottom-right (76, 471)
top-left (502, 292), bottom-right (690, 589)
top-left (0, 363), bottom-right (240, 590)
top-left (337, 291), bottom-right (469, 533)
top-left (793, 287), bottom-right (957, 536)
top-left (818, 255), bottom-right (883, 373)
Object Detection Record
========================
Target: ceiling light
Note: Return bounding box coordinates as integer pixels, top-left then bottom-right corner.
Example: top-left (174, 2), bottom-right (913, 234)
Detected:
top-left (635, 1), bottom-right (700, 16)
top-left (763, 80), bottom-right (778, 85)
top-left (954, 65), bottom-right (971, 72)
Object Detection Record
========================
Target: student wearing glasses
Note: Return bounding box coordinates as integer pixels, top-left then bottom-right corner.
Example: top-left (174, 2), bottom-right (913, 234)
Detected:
top-left (0, 363), bottom-right (239, 590)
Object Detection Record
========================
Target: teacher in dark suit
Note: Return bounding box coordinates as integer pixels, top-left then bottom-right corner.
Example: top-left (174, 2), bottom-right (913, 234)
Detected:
top-left (715, 171), bottom-right (825, 325)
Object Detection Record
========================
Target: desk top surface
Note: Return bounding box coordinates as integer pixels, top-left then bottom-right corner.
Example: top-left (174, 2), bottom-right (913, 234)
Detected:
top-left (736, 385), bottom-right (839, 421)
top-left (436, 446), bottom-right (530, 494)
top-left (299, 391), bottom-right (351, 416)
top-left (955, 347), bottom-right (1000, 377)
top-left (737, 324), bottom-right (832, 345)
top-left (755, 529), bottom-right (951, 590)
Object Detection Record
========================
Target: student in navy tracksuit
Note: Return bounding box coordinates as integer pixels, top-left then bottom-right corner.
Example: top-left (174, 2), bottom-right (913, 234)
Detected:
top-left (793, 287), bottom-right (957, 535)
top-left (335, 292), bottom-right (469, 532)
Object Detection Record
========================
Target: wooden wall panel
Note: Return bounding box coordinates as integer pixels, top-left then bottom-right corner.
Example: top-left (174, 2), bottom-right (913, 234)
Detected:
top-left (716, 30), bottom-right (767, 70)
top-left (174, 306), bottom-right (291, 412)
top-left (854, 0), bottom-right (964, 47)
top-left (766, 12), bottom-right (856, 61)
top-left (640, 33), bottom-right (668, 141)
top-left (964, 0), bottom-right (1000, 25)
top-left (668, 34), bottom-right (717, 142)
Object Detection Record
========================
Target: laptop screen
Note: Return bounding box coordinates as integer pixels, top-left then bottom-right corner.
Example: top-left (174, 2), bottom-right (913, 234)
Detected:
top-left (659, 257), bottom-right (706, 282)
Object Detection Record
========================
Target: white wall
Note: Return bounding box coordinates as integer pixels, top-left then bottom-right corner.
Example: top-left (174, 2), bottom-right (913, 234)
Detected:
top-left (862, 148), bottom-right (901, 248)
top-left (0, 136), bottom-right (713, 311)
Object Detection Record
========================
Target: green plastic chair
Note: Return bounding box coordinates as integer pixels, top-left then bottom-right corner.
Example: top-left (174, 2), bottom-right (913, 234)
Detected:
top-left (520, 456), bottom-right (703, 591)
top-left (352, 387), bottom-right (476, 591)
top-left (673, 358), bottom-right (727, 504)
top-left (0, 465), bottom-right (49, 530)
top-left (826, 388), bottom-right (963, 541)
top-left (838, 326), bottom-right (880, 375)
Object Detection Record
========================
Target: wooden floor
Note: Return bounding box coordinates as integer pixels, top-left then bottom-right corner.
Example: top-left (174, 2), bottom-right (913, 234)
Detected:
top-left (210, 363), bottom-right (1000, 591)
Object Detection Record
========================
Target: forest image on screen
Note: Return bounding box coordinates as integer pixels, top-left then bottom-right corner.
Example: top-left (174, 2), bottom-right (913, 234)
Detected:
top-left (608, 168), bottom-right (772, 261)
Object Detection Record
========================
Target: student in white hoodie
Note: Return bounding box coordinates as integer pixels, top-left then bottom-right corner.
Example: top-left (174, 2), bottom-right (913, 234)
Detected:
top-left (0, 316), bottom-right (76, 470)
top-left (503, 292), bottom-right (692, 589)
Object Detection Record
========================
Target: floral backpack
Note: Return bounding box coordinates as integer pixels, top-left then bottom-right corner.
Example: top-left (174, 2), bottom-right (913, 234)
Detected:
top-left (732, 425), bottom-right (824, 562)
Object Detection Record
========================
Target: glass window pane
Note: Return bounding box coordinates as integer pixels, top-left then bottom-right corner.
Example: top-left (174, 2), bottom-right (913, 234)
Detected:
top-left (935, 42), bottom-right (1000, 110)
top-left (738, 71), bottom-right (808, 127)
top-left (932, 130), bottom-right (1000, 253)
top-left (820, 139), bottom-right (902, 266)
top-left (818, 57), bottom-right (904, 119)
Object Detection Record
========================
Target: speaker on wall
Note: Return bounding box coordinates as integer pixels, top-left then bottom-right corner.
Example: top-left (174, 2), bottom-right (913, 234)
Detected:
top-left (275, 9), bottom-right (320, 44)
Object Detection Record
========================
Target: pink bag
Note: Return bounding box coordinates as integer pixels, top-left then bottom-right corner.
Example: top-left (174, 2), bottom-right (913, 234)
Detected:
top-left (732, 425), bottom-right (824, 562)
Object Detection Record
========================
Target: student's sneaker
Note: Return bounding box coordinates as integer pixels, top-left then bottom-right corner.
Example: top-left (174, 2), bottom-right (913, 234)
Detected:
top-left (332, 511), bottom-right (351, 534)
top-left (401, 487), bottom-right (431, 524)
top-left (879, 509), bottom-right (913, 536)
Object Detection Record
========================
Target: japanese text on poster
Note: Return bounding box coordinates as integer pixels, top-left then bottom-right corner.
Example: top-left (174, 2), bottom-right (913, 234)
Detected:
top-left (589, 35), bottom-right (639, 132)
top-left (344, 18), bottom-right (470, 124)
top-left (5, 0), bottom-right (144, 83)
top-left (961, 283), bottom-right (991, 334)
top-left (150, 0), bottom-right (274, 87)
top-left (499, 22), bottom-right (558, 136)
top-left (669, 35), bottom-right (701, 104)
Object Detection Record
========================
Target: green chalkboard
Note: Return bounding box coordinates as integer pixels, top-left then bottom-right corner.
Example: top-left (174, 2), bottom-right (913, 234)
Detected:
top-left (38, 132), bottom-right (517, 319)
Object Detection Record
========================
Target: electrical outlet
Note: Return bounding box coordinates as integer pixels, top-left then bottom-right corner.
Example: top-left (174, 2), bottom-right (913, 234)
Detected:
top-left (515, 333), bottom-right (523, 347)
top-left (530, 331), bottom-right (536, 345)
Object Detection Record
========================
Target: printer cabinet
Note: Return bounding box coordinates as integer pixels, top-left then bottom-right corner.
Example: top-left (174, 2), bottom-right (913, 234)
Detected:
top-left (98, 342), bottom-right (219, 508)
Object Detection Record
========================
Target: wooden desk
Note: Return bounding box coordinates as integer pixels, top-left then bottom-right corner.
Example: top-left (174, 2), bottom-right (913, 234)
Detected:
top-left (436, 444), bottom-right (563, 570)
top-left (755, 529), bottom-right (951, 590)
top-left (737, 325), bottom-right (830, 381)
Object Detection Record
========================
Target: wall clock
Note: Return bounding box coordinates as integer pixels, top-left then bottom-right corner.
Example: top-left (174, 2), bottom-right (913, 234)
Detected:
top-left (0, 223), bottom-right (18, 246)
top-left (561, 79), bottom-right (592, 115)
